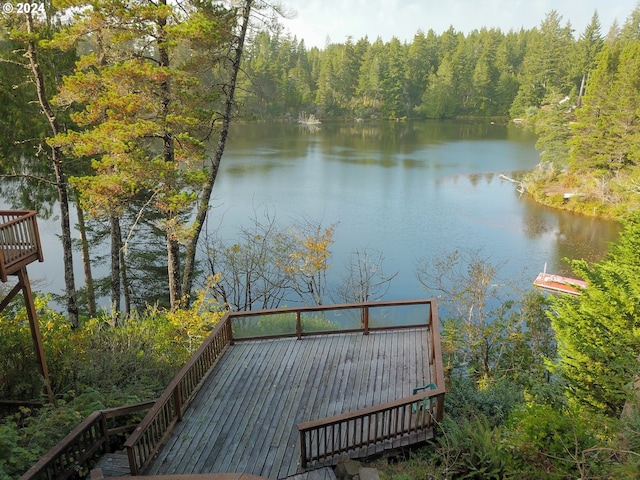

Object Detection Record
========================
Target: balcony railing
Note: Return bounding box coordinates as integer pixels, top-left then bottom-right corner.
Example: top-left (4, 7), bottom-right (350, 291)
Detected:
top-left (18, 402), bottom-right (154, 480)
top-left (0, 210), bottom-right (43, 282)
top-left (298, 386), bottom-right (445, 468)
top-left (124, 299), bottom-right (444, 475)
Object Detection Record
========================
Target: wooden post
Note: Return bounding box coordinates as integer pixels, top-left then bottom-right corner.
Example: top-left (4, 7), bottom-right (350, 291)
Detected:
top-left (226, 316), bottom-right (234, 345)
top-left (299, 430), bottom-right (307, 468)
top-left (296, 311), bottom-right (302, 340)
top-left (127, 446), bottom-right (139, 476)
top-left (174, 386), bottom-right (183, 422)
top-left (18, 268), bottom-right (54, 404)
top-left (100, 412), bottom-right (110, 454)
top-left (363, 306), bottom-right (369, 335)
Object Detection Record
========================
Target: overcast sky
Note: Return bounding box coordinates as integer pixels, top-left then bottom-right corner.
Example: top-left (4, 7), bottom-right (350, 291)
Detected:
top-left (279, 0), bottom-right (639, 49)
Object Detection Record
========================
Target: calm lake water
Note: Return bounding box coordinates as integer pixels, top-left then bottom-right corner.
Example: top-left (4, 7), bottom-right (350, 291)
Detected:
top-left (12, 119), bottom-right (621, 306)
top-left (209, 120), bottom-right (621, 302)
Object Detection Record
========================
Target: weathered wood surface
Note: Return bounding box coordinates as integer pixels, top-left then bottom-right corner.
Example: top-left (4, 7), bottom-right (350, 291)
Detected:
top-left (148, 329), bottom-right (431, 480)
top-left (94, 452), bottom-right (131, 477)
top-left (93, 466), bottom-right (334, 480)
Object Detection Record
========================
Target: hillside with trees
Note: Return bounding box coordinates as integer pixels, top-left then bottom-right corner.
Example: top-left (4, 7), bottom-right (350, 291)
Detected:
top-left (235, 7), bottom-right (640, 218)
top-left (1, 4), bottom-right (639, 317)
top-left (527, 11), bottom-right (640, 218)
top-left (236, 9), bottom-right (591, 121)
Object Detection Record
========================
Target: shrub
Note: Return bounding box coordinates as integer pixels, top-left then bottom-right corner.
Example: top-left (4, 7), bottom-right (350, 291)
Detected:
top-left (434, 415), bottom-right (511, 479)
top-left (505, 402), bottom-right (615, 478)
top-left (0, 288), bottom-right (225, 478)
top-left (445, 376), bottom-right (524, 428)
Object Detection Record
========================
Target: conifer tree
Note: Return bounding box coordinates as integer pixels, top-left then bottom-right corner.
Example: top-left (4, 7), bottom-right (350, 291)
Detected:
top-left (549, 212), bottom-right (640, 416)
top-left (574, 11), bottom-right (604, 104)
top-left (50, 0), bottom-right (241, 309)
top-left (511, 10), bottom-right (574, 116)
top-left (1, 9), bottom-right (80, 326)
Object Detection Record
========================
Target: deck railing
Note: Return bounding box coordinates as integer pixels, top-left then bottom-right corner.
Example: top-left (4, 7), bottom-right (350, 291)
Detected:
top-left (0, 210), bottom-right (43, 282)
top-left (228, 298), bottom-right (439, 340)
top-left (297, 299), bottom-right (446, 468)
top-left (298, 386), bottom-right (445, 468)
top-left (124, 299), bottom-right (443, 475)
top-left (18, 402), bottom-right (154, 480)
top-left (124, 316), bottom-right (234, 474)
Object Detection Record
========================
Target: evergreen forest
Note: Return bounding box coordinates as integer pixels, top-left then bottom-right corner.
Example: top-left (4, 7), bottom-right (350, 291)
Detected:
top-left (1, 1), bottom-right (640, 478)
top-left (235, 7), bottom-right (640, 217)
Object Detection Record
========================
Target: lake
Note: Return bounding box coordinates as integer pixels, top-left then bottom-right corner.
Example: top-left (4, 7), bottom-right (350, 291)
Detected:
top-left (209, 120), bottom-right (620, 302)
top-left (10, 119), bottom-right (621, 306)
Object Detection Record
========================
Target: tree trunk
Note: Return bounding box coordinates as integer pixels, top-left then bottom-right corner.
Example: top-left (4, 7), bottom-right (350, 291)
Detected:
top-left (25, 13), bottom-right (79, 327)
top-left (168, 236), bottom-right (182, 308)
top-left (75, 201), bottom-right (96, 317)
top-left (181, 0), bottom-right (254, 304)
top-left (578, 73), bottom-right (587, 108)
top-left (110, 214), bottom-right (121, 320)
top-left (156, 0), bottom-right (183, 309)
top-left (120, 234), bottom-right (131, 316)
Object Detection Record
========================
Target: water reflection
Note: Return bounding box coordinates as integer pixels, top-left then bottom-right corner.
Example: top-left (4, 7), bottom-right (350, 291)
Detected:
top-left (0, 120), bottom-right (621, 304)
top-left (519, 195), bottom-right (620, 276)
top-left (214, 121), bottom-right (622, 302)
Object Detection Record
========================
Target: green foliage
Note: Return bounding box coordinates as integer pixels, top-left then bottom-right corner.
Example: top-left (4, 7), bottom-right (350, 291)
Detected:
top-left (242, 8), bottom-right (609, 121)
top-left (377, 398), bottom-right (640, 479)
top-left (0, 289), bottom-right (223, 402)
top-left (548, 212), bottom-right (640, 416)
top-left (506, 403), bottom-right (616, 479)
top-left (241, 21), bottom-right (525, 120)
top-left (0, 391), bottom-right (106, 479)
top-left (0, 294), bottom-right (69, 400)
top-left (0, 290), bottom-right (224, 478)
top-left (445, 376), bottom-right (524, 428)
top-left (609, 410), bottom-right (640, 477)
top-left (434, 415), bottom-right (511, 479)
top-left (418, 250), bottom-right (555, 384)
top-left (231, 312), bottom-right (337, 338)
top-left (523, 6), bottom-right (640, 217)
top-left (511, 11), bottom-right (576, 117)
top-left (0, 417), bottom-right (39, 480)
top-left (533, 98), bottom-right (575, 167)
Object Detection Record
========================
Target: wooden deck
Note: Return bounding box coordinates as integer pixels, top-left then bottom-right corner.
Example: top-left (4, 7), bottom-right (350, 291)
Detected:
top-left (147, 329), bottom-right (433, 479)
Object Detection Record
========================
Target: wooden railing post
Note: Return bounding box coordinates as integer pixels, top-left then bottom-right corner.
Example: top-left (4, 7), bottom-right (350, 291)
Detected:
top-left (100, 412), bottom-right (110, 454)
top-left (128, 446), bottom-right (139, 476)
top-left (299, 430), bottom-right (307, 468)
top-left (363, 306), bottom-right (369, 335)
top-left (174, 387), bottom-right (183, 422)
top-left (227, 316), bottom-right (234, 345)
top-left (296, 310), bottom-right (302, 340)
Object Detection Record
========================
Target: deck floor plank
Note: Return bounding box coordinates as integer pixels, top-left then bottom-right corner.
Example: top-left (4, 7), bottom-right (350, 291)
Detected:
top-left (268, 336), bottom-right (332, 479)
top-left (212, 339), bottom-right (286, 473)
top-left (150, 329), bottom-right (432, 479)
top-left (192, 341), bottom-right (268, 472)
top-left (234, 336), bottom-right (313, 477)
top-left (195, 340), bottom-right (281, 473)
top-left (232, 336), bottom-right (304, 475)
